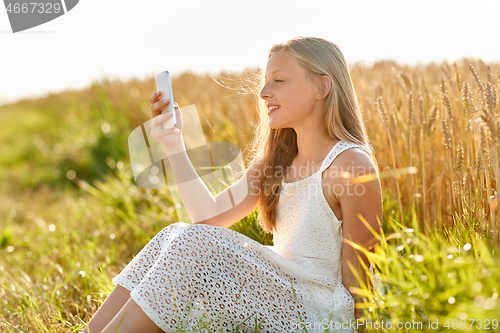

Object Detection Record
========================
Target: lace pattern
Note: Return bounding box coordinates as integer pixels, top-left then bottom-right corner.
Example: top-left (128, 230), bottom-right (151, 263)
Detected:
top-left (113, 223), bottom-right (317, 332)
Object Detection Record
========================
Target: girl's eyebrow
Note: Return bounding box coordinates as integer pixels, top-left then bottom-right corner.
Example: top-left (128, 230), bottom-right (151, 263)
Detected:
top-left (265, 69), bottom-right (287, 79)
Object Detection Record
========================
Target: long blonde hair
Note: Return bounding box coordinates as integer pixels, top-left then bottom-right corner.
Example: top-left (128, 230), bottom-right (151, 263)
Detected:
top-left (243, 36), bottom-right (379, 234)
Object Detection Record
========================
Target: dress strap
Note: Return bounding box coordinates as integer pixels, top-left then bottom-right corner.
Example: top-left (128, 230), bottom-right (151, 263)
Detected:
top-left (319, 140), bottom-right (370, 174)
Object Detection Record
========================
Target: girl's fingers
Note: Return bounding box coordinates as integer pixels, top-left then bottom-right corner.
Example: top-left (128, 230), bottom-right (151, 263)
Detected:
top-left (149, 91), bottom-right (161, 104)
top-left (151, 127), bottom-right (179, 137)
top-left (150, 96), bottom-right (171, 118)
top-left (151, 109), bottom-right (176, 129)
top-left (149, 90), bottom-right (179, 120)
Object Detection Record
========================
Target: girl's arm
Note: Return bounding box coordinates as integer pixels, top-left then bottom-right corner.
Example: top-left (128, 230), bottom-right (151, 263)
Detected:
top-left (163, 138), bottom-right (262, 227)
top-left (325, 148), bottom-right (383, 321)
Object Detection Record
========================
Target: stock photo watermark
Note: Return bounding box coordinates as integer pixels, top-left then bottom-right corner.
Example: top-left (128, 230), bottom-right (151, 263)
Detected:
top-left (3, 0), bottom-right (79, 33)
top-left (292, 318), bottom-right (499, 331)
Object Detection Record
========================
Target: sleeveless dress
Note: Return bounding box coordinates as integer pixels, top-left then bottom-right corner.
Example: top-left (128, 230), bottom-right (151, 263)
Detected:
top-left (111, 140), bottom-right (374, 333)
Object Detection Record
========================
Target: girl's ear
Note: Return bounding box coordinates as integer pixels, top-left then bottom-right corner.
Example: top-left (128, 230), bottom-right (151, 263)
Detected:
top-left (316, 74), bottom-right (332, 100)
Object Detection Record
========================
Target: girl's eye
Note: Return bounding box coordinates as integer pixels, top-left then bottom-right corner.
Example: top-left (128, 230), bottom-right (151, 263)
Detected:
top-left (275, 80), bottom-right (283, 83)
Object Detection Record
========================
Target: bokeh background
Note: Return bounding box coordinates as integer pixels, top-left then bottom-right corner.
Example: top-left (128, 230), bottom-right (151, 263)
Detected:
top-left (1, 1), bottom-right (500, 332)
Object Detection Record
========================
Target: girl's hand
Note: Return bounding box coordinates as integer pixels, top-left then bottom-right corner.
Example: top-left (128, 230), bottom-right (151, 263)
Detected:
top-left (149, 91), bottom-right (184, 150)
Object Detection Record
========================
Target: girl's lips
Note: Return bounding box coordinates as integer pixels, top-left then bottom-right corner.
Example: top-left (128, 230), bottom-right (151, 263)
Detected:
top-left (268, 106), bottom-right (280, 115)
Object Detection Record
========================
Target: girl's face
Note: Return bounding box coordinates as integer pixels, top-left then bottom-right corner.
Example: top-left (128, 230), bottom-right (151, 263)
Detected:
top-left (260, 50), bottom-right (321, 129)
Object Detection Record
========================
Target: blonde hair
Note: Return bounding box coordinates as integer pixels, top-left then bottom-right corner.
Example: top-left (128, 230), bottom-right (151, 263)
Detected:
top-left (242, 36), bottom-right (379, 233)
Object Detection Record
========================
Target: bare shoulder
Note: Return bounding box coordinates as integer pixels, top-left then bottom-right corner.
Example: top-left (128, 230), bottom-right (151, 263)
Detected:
top-left (323, 147), bottom-right (380, 199)
top-left (326, 147), bottom-right (376, 177)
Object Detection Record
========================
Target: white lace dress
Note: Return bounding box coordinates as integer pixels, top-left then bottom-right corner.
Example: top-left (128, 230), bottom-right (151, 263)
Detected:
top-left (112, 140), bottom-right (374, 332)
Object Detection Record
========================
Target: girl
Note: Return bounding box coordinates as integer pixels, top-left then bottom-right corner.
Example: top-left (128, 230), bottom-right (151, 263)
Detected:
top-left (82, 36), bottom-right (382, 333)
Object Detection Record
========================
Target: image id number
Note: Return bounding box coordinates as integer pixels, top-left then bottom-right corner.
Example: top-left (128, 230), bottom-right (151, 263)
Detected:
top-left (444, 318), bottom-right (498, 330)
top-left (6, 2), bottom-right (62, 14)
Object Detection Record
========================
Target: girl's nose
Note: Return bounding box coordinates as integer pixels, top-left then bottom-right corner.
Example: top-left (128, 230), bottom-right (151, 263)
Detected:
top-left (260, 83), bottom-right (271, 100)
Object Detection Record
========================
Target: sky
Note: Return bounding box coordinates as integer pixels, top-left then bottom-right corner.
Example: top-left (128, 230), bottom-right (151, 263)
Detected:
top-left (1, 0), bottom-right (499, 105)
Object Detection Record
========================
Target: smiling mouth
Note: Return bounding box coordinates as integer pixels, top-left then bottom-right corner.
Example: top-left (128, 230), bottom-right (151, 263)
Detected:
top-left (268, 106), bottom-right (280, 114)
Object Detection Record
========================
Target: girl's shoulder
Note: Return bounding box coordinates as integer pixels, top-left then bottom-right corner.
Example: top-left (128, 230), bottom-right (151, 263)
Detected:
top-left (323, 145), bottom-right (377, 184)
top-left (322, 145), bottom-right (382, 218)
top-left (325, 141), bottom-right (373, 168)
top-left (332, 146), bottom-right (372, 166)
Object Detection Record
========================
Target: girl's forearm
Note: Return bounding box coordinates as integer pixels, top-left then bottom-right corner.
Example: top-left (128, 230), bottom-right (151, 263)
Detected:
top-left (163, 140), bottom-right (222, 224)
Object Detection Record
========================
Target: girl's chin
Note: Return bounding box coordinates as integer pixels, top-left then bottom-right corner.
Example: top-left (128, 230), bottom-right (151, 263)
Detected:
top-left (268, 121), bottom-right (284, 130)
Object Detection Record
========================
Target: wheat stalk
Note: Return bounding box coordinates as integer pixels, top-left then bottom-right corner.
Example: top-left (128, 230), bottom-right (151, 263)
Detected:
top-left (484, 81), bottom-right (497, 115)
top-left (454, 62), bottom-right (463, 95)
top-left (376, 96), bottom-right (389, 128)
top-left (418, 93), bottom-right (425, 127)
top-left (468, 63), bottom-right (485, 92)
top-left (476, 146), bottom-right (483, 189)
top-left (479, 106), bottom-right (498, 146)
top-left (456, 140), bottom-right (464, 222)
top-left (462, 81), bottom-right (479, 121)
top-left (419, 92), bottom-right (428, 233)
top-left (456, 140), bottom-right (464, 186)
top-left (398, 72), bottom-right (412, 94)
top-left (441, 115), bottom-right (457, 216)
top-left (441, 118), bottom-right (452, 150)
top-left (479, 121), bottom-right (493, 169)
top-left (426, 104), bottom-right (438, 132)
top-left (441, 78), bottom-right (454, 122)
top-left (475, 145), bottom-right (484, 228)
top-left (408, 92), bottom-right (414, 125)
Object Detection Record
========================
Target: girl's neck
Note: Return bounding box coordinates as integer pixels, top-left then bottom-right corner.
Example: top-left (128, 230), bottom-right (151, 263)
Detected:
top-left (292, 105), bottom-right (337, 165)
top-left (294, 135), bottom-right (338, 167)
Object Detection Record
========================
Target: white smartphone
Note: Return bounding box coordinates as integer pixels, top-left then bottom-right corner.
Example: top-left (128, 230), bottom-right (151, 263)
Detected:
top-left (155, 71), bottom-right (177, 130)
